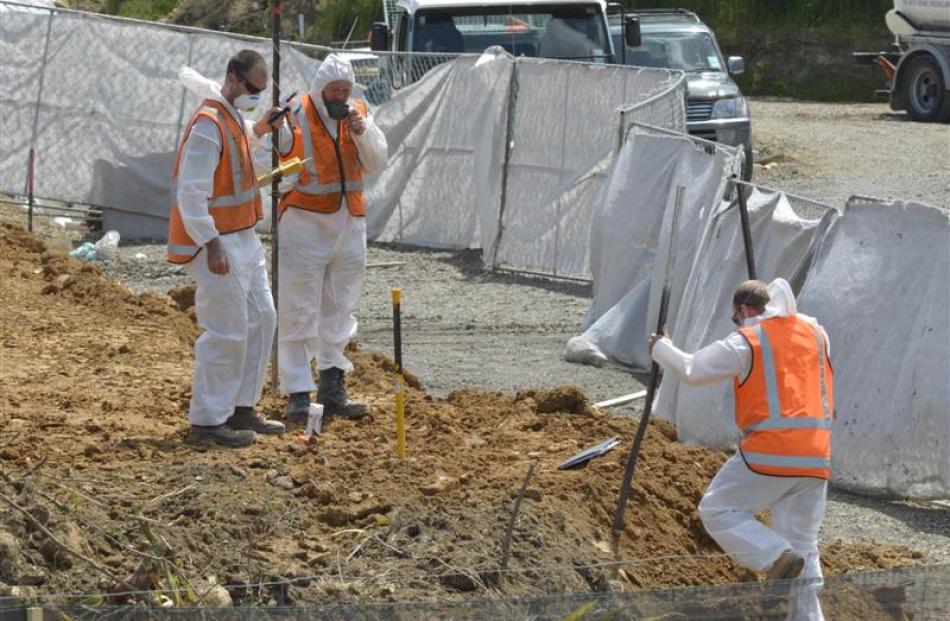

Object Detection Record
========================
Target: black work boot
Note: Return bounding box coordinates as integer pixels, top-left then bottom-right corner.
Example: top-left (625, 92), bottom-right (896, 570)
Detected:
top-left (317, 368), bottom-right (369, 419)
top-left (190, 424), bottom-right (255, 448)
top-left (285, 392), bottom-right (311, 424)
top-left (227, 406), bottom-right (285, 435)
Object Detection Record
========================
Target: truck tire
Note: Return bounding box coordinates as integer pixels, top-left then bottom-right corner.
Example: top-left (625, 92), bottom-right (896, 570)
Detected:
top-left (902, 54), bottom-right (950, 122)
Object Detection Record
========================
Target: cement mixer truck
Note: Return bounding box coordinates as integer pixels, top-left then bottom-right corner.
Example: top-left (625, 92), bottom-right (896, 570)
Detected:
top-left (855, 0), bottom-right (950, 122)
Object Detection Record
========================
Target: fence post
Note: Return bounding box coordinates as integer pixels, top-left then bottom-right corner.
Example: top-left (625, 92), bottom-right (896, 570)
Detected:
top-left (490, 60), bottom-right (519, 270)
top-left (26, 7), bottom-right (55, 232)
top-left (736, 181), bottom-right (757, 280)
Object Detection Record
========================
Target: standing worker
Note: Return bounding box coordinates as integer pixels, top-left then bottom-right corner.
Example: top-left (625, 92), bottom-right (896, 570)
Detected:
top-left (275, 54), bottom-right (388, 422)
top-left (649, 278), bottom-right (833, 621)
top-left (167, 50), bottom-right (290, 447)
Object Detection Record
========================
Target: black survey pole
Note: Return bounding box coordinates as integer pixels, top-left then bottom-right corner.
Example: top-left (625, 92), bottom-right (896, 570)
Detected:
top-left (736, 181), bottom-right (757, 280)
top-left (611, 185), bottom-right (685, 556)
top-left (269, 0), bottom-right (282, 393)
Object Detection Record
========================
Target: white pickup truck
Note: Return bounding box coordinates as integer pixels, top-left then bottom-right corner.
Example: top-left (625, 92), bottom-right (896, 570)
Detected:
top-left (856, 0), bottom-right (950, 122)
top-left (369, 0), bottom-right (641, 63)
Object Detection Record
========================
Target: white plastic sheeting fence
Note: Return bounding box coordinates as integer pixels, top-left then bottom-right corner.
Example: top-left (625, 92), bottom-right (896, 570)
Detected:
top-left (0, 0), bottom-right (320, 239)
top-left (565, 124), bottom-right (741, 368)
top-left (0, 0), bottom-right (687, 281)
top-left (567, 123), bottom-right (950, 499)
top-left (364, 52), bottom-right (687, 278)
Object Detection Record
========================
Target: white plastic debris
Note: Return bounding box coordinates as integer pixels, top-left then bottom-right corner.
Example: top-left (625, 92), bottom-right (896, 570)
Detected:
top-left (305, 403), bottom-right (324, 437)
top-left (94, 230), bottom-right (120, 260)
top-left (134, 252), bottom-right (148, 261)
top-left (69, 242), bottom-right (96, 261)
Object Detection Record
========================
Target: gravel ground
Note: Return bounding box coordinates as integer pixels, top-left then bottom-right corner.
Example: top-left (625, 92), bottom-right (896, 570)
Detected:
top-left (2, 100), bottom-right (947, 565)
top-left (750, 100), bottom-right (950, 209)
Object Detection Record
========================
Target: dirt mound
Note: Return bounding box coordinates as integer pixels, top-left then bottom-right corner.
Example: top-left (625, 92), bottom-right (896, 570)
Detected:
top-left (0, 225), bottom-right (925, 610)
top-left (515, 385), bottom-right (592, 416)
top-left (167, 284), bottom-right (196, 312)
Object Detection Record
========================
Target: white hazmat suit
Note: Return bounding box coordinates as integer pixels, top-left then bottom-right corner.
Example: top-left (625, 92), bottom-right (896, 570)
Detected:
top-left (176, 67), bottom-right (290, 427)
top-left (277, 56), bottom-right (388, 395)
top-left (652, 278), bottom-right (828, 621)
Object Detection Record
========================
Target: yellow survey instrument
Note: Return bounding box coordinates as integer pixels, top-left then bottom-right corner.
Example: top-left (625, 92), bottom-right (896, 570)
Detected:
top-left (256, 157), bottom-right (309, 187)
top-left (392, 288), bottom-right (407, 458)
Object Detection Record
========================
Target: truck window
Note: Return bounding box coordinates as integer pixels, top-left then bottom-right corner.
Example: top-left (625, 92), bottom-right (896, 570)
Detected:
top-left (614, 31), bottom-right (724, 72)
top-left (411, 3), bottom-right (611, 62)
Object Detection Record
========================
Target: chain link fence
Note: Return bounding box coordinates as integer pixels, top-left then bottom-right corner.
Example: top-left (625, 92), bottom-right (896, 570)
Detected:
top-left (1, 564), bottom-right (947, 620)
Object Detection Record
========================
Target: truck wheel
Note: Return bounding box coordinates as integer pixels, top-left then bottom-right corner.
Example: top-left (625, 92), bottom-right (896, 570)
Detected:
top-left (903, 54), bottom-right (950, 122)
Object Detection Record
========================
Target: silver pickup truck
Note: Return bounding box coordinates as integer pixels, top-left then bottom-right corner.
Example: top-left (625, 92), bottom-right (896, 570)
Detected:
top-left (612, 9), bottom-right (753, 180)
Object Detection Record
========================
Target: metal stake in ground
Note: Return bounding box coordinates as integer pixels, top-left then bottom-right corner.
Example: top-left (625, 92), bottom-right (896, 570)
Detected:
top-left (26, 150), bottom-right (35, 233)
top-left (611, 185), bottom-right (685, 558)
top-left (736, 179), bottom-right (757, 280)
top-left (392, 288), bottom-right (407, 458)
top-left (269, 0), bottom-right (282, 394)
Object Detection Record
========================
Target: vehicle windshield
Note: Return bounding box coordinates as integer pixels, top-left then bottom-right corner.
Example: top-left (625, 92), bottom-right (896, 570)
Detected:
top-left (412, 4), bottom-right (611, 62)
top-left (613, 30), bottom-right (723, 72)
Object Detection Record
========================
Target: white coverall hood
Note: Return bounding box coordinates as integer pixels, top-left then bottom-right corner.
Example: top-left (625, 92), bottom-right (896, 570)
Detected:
top-left (179, 66), bottom-right (225, 103)
top-left (764, 277), bottom-right (797, 318)
top-left (310, 54), bottom-right (356, 100)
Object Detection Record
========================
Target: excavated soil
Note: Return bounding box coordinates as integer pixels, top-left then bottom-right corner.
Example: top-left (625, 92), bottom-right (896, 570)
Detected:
top-left (0, 224), bottom-right (927, 614)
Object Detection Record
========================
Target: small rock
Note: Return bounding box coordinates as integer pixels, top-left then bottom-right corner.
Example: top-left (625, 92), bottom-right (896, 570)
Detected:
top-left (270, 476), bottom-right (295, 491)
top-left (0, 448), bottom-right (21, 461)
top-left (82, 445), bottom-right (102, 458)
top-left (420, 474), bottom-right (457, 497)
top-left (199, 584), bottom-right (233, 607)
top-left (229, 466), bottom-right (247, 479)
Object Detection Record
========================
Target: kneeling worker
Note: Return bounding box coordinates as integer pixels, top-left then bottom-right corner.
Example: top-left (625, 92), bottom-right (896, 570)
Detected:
top-left (167, 50), bottom-right (289, 447)
top-left (650, 279), bottom-right (833, 621)
top-left (276, 54), bottom-right (388, 422)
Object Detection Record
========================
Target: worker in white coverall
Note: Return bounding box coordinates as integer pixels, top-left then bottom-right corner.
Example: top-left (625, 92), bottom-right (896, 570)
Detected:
top-left (649, 279), bottom-right (833, 621)
top-left (275, 54), bottom-right (388, 422)
top-left (167, 50), bottom-right (291, 447)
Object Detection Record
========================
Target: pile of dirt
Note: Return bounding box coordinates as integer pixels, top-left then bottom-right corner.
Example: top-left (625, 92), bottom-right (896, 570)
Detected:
top-left (0, 224), bottom-right (926, 613)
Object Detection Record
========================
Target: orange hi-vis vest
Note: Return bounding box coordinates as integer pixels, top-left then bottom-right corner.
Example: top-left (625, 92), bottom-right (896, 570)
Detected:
top-left (735, 315), bottom-right (835, 480)
top-left (166, 99), bottom-right (262, 264)
top-left (278, 95), bottom-right (367, 218)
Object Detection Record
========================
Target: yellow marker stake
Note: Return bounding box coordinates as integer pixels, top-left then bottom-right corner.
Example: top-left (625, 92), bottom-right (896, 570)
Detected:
top-left (392, 288), bottom-right (406, 458)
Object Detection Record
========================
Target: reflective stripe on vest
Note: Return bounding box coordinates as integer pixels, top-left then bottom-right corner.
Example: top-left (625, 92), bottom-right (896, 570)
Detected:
top-left (741, 452), bottom-right (831, 471)
top-left (741, 323), bottom-right (833, 433)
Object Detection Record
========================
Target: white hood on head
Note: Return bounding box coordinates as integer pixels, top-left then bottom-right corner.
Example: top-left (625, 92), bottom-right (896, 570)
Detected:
top-left (310, 54), bottom-right (356, 99)
top-left (764, 277), bottom-right (797, 318)
top-left (178, 66), bottom-right (224, 102)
